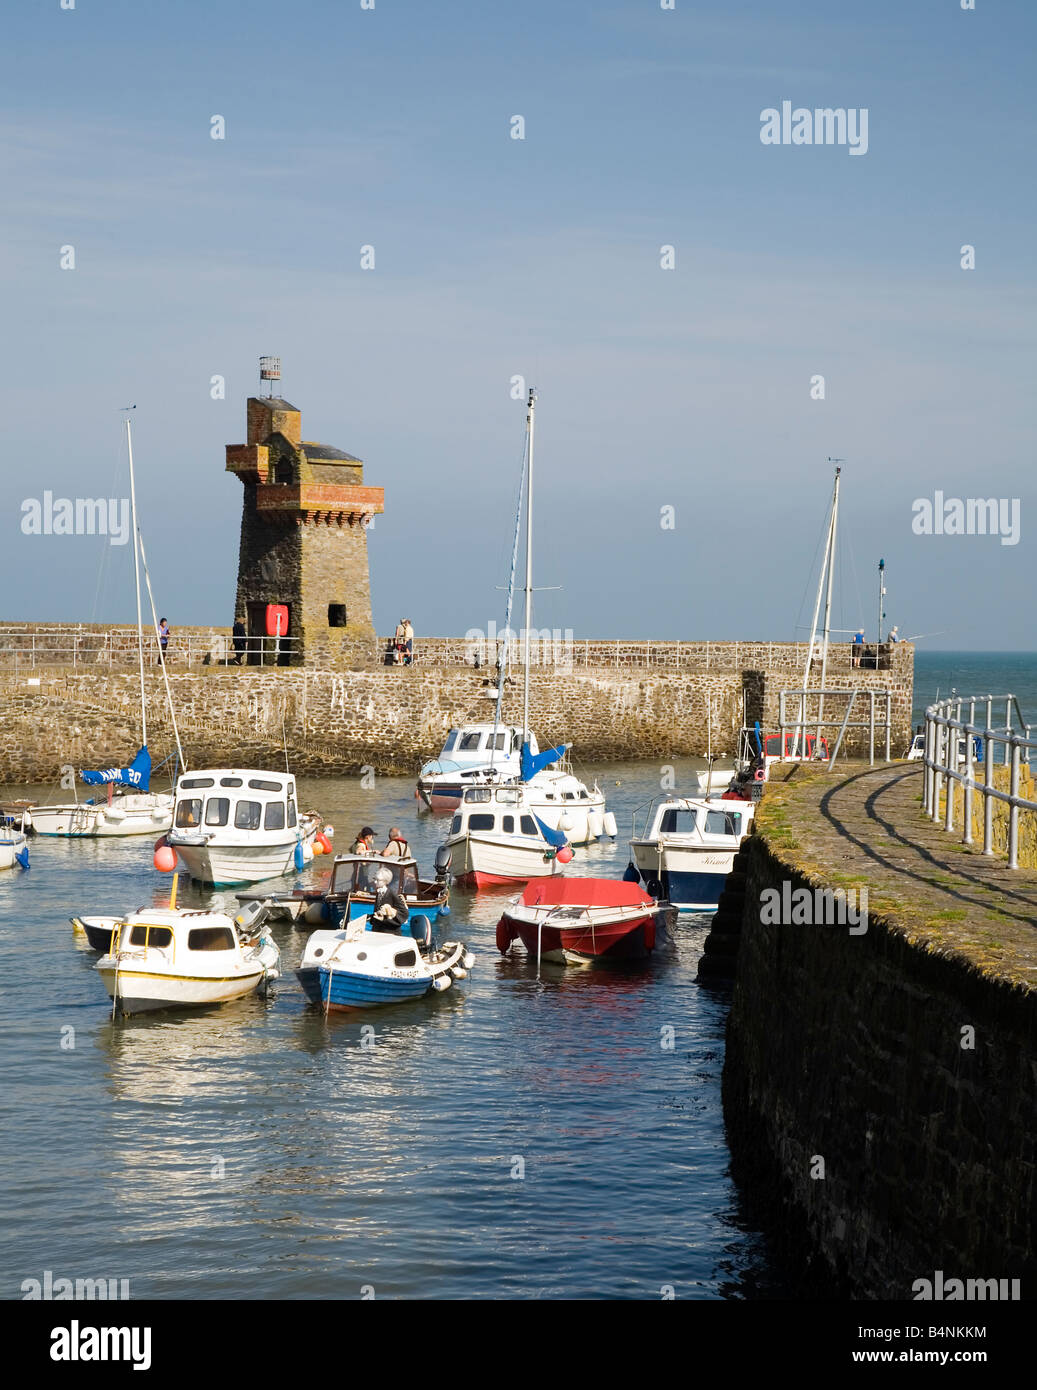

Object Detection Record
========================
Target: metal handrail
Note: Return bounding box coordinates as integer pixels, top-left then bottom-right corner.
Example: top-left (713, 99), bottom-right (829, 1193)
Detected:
top-left (777, 688), bottom-right (894, 769)
top-left (923, 694), bottom-right (1035, 869)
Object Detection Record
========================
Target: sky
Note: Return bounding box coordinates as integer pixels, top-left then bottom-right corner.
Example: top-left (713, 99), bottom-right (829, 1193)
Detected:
top-left (3, 0), bottom-right (1035, 648)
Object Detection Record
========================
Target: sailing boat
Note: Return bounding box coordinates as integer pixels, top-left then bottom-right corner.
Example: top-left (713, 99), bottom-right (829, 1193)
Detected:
top-left (732, 465), bottom-right (841, 786)
top-left (444, 391), bottom-right (612, 886)
top-left (28, 418), bottom-right (176, 838)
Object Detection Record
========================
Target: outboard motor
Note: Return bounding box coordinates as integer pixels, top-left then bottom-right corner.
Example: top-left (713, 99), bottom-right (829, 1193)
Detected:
top-left (434, 844), bottom-right (452, 882)
top-left (233, 898), bottom-right (272, 938)
top-left (409, 914), bottom-right (433, 949)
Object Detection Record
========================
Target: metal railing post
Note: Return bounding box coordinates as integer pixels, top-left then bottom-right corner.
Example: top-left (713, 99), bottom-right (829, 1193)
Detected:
top-left (1008, 738), bottom-right (1021, 870)
top-left (983, 723), bottom-right (994, 856)
top-left (869, 690), bottom-right (875, 766)
top-left (963, 699), bottom-right (975, 846)
top-left (884, 692), bottom-right (891, 762)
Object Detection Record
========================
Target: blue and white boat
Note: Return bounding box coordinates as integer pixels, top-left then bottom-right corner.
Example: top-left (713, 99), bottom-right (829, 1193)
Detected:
top-left (629, 795), bottom-right (755, 911)
top-left (297, 913), bottom-right (473, 1011)
top-left (0, 814), bottom-right (30, 871)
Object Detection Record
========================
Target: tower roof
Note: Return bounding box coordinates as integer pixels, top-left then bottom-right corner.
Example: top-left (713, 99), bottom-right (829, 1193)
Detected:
top-left (303, 443), bottom-right (362, 463)
top-left (253, 396), bottom-right (299, 412)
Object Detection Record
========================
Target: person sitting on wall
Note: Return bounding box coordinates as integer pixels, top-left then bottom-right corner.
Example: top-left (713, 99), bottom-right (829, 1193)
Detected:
top-left (381, 826), bottom-right (410, 858)
top-left (368, 867), bottom-right (409, 933)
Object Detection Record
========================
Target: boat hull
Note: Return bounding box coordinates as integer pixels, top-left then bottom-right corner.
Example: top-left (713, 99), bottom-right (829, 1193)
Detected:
top-left (499, 911), bottom-right (657, 962)
top-left (449, 833), bottom-right (567, 888)
top-left (297, 964), bottom-right (432, 1010)
top-left (29, 798), bottom-right (172, 838)
top-left (630, 843), bottom-right (736, 911)
top-left (170, 829), bottom-right (317, 887)
top-left (95, 966), bottom-right (267, 1014)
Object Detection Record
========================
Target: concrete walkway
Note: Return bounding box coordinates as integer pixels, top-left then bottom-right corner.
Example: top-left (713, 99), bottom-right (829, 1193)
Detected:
top-left (762, 762), bottom-right (1037, 990)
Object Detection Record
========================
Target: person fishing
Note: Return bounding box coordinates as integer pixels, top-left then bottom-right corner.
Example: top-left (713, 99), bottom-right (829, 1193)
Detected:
top-left (368, 866), bottom-right (409, 933)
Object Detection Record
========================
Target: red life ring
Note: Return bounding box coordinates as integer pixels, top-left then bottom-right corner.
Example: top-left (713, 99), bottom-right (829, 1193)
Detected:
top-left (753, 767), bottom-right (766, 782)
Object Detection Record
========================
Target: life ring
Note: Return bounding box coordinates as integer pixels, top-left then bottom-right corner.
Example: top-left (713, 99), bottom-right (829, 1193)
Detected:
top-left (753, 767), bottom-right (766, 782)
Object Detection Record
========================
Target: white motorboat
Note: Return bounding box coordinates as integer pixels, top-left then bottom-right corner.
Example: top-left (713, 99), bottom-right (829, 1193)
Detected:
top-left (164, 768), bottom-right (326, 886)
top-left (27, 419), bottom-right (181, 839)
top-left (629, 795), bottom-right (755, 911)
top-left (0, 814), bottom-right (30, 871)
top-left (444, 784), bottom-right (574, 888)
top-left (28, 787), bottom-right (172, 839)
top-left (93, 899), bottom-right (281, 1015)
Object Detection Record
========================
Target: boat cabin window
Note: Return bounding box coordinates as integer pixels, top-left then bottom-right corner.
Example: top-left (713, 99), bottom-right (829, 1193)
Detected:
top-left (220, 777), bottom-right (243, 787)
top-left (563, 792), bottom-right (575, 801)
top-left (180, 777), bottom-right (214, 790)
top-left (464, 788), bottom-right (492, 804)
top-left (659, 808), bottom-right (698, 834)
top-left (579, 790), bottom-right (588, 800)
top-left (502, 815), bottom-right (515, 833)
top-left (286, 797), bottom-right (297, 828)
top-left (458, 731), bottom-right (484, 752)
top-left (489, 732), bottom-right (507, 751)
top-left (520, 815), bottom-right (536, 834)
top-left (703, 809), bottom-right (741, 836)
top-left (264, 802), bottom-right (285, 830)
top-left (449, 815), bottom-right (461, 834)
top-left (175, 798), bottom-right (202, 828)
top-left (234, 800), bottom-right (262, 831)
top-left (128, 924), bottom-right (173, 949)
top-left (249, 779), bottom-right (283, 792)
top-left (205, 797), bottom-right (230, 827)
top-left (469, 813), bottom-right (495, 830)
top-left (393, 950), bottom-right (417, 968)
top-left (187, 926), bottom-right (236, 952)
top-left (442, 730), bottom-right (459, 754)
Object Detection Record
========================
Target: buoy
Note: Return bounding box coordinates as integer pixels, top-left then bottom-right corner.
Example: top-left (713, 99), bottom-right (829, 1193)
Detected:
top-left (154, 844), bottom-right (177, 873)
top-left (293, 841), bottom-right (305, 871)
top-left (450, 966), bottom-right (468, 980)
top-left (431, 976), bottom-right (451, 992)
top-left (312, 840), bottom-right (323, 855)
top-left (556, 845), bottom-right (574, 864)
top-left (602, 812), bottom-right (618, 837)
top-left (315, 831), bottom-right (332, 854)
top-left (495, 921), bottom-right (512, 953)
top-left (462, 950), bottom-right (475, 970)
top-left (304, 902), bottom-right (327, 925)
top-left (302, 839), bottom-right (314, 862)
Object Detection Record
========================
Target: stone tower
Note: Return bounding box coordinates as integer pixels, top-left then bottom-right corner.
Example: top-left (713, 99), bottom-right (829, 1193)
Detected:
top-left (226, 380), bottom-right (384, 665)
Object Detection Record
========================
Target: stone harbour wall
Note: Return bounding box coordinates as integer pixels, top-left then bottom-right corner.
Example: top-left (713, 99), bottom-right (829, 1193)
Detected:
top-left (0, 640), bottom-right (913, 785)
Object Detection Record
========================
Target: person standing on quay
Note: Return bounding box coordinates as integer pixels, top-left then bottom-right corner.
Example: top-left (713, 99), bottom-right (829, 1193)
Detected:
top-left (403, 618), bottom-right (414, 665)
top-left (231, 615), bottom-right (247, 665)
top-left (158, 617), bottom-right (170, 665)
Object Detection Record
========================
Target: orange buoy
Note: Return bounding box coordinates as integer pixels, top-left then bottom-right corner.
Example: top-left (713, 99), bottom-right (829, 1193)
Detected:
top-left (315, 831), bottom-right (332, 855)
top-left (154, 844), bottom-right (177, 873)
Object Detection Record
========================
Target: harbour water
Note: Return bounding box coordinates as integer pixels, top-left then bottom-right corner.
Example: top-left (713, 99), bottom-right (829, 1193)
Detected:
top-left (0, 756), bottom-right (790, 1301)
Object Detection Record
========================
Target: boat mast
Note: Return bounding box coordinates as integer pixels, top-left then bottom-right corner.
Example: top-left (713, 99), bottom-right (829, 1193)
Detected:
top-left (816, 464), bottom-right (841, 740)
top-left (795, 464), bottom-right (839, 757)
top-left (126, 417), bottom-right (147, 749)
top-left (522, 388), bottom-right (536, 746)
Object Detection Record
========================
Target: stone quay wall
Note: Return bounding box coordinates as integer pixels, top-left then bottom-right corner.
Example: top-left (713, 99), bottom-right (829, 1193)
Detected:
top-left (722, 801), bottom-right (1035, 1298)
top-left (0, 633), bottom-right (913, 784)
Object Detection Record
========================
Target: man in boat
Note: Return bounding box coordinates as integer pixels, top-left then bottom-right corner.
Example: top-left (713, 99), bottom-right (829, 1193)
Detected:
top-left (381, 826), bottom-right (410, 858)
top-left (368, 866), bottom-right (409, 933)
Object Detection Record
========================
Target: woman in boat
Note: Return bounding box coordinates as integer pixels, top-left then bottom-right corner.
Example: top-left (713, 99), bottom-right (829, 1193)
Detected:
top-left (369, 867), bottom-right (409, 932)
top-left (350, 826), bottom-right (376, 855)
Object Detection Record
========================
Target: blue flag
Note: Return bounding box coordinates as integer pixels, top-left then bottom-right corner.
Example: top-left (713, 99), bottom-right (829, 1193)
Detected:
top-left (81, 745), bottom-right (151, 792)
top-left (520, 741), bottom-right (570, 782)
top-left (533, 814), bottom-right (569, 849)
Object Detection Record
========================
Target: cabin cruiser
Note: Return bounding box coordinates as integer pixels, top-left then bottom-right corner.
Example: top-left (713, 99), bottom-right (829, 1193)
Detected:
top-left (236, 850), bottom-right (452, 928)
top-left (444, 784), bottom-right (576, 888)
top-left (93, 900), bottom-right (281, 1015)
top-left (164, 768), bottom-right (324, 886)
top-left (629, 795), bottom-right (755, 911)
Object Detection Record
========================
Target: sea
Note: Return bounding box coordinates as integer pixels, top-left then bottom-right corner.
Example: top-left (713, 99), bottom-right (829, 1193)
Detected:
top-left (2, 651), bottom-right (1031, 1302)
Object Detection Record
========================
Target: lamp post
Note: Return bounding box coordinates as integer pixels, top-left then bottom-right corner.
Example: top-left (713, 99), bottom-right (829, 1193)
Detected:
top-left (877, 558), bottom-right (886, 645)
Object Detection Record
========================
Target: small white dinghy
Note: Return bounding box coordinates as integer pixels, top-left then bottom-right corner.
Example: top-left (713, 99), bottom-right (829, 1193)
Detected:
top-left (92, 894), bottom-right (280, 1016)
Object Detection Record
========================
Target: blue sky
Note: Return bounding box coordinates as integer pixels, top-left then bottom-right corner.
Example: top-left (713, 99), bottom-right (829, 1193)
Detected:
top-left (3, 0), bottom-right (1034, 647)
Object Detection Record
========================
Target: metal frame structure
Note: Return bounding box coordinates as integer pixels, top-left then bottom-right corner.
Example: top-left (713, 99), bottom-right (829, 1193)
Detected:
top-left (923, 694), bottom-right (1035, 869)
top-left (778, 688), bottom-right (893, 770)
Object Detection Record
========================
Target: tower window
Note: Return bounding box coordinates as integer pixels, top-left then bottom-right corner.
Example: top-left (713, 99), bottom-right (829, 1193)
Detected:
top-left (275, 458), bottom-right (294, 484)
top-left (328, 603), bottom-right (347, 627)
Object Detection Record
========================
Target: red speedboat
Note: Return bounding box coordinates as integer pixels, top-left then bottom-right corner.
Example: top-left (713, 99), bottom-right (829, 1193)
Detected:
top-left (496, 877), bottom-right (670, 964)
